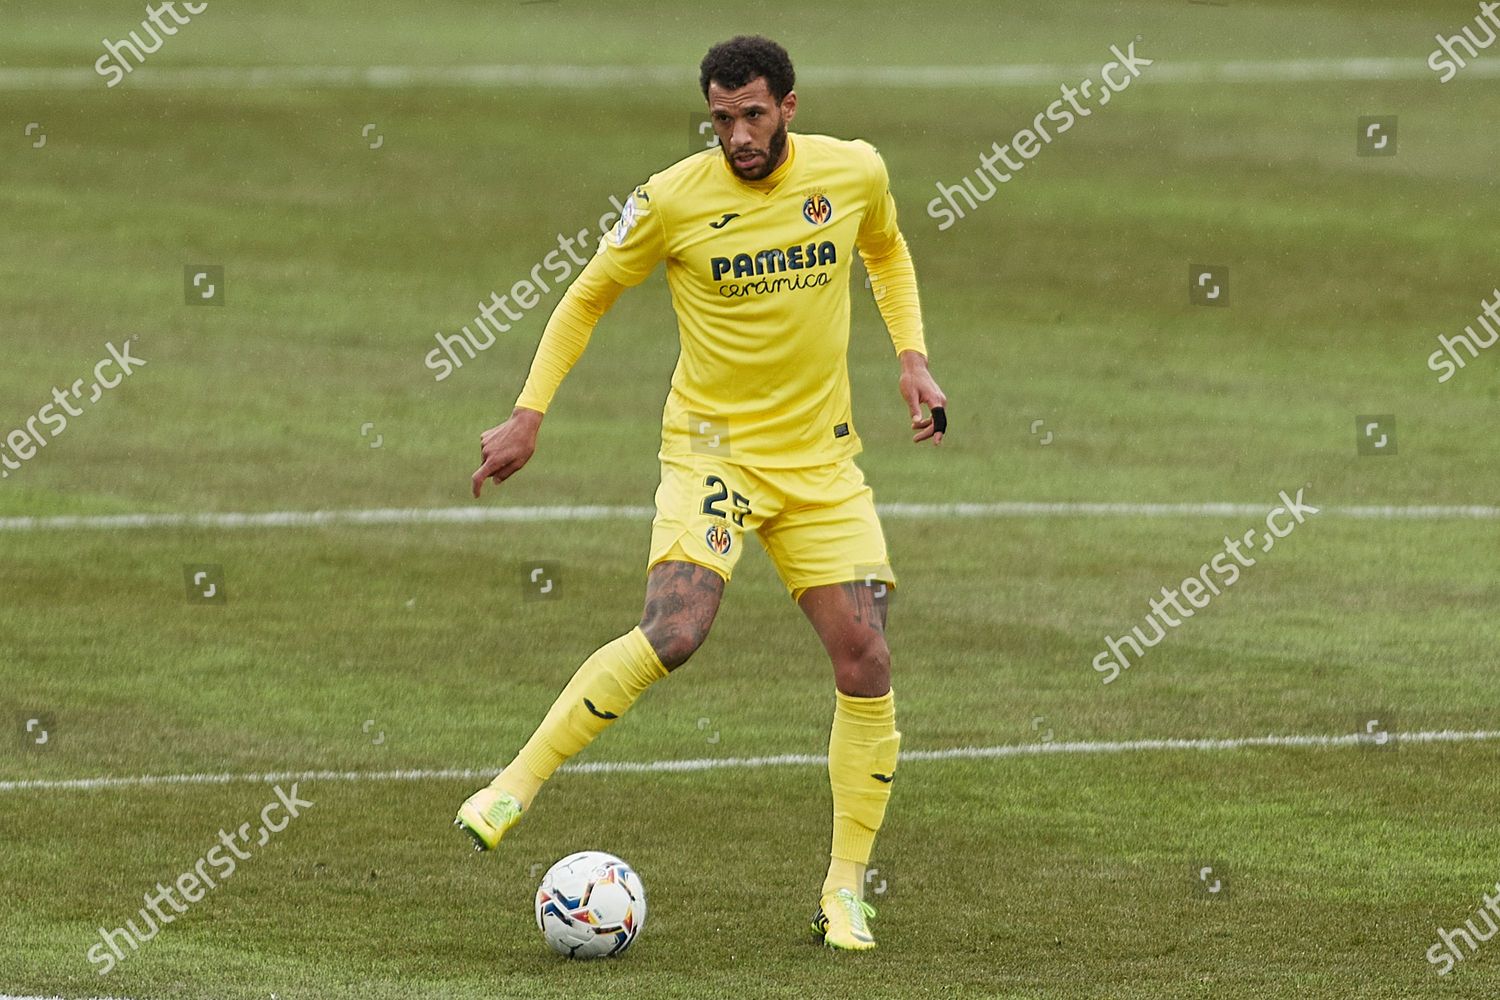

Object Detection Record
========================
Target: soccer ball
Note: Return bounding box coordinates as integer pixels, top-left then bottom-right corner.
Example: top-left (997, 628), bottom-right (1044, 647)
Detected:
top-left (534, 850), bottom-right (647, 959)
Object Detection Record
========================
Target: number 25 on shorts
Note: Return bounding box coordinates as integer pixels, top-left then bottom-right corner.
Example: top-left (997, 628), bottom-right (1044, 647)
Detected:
top-left (700, 475), bottom-right (751, 527)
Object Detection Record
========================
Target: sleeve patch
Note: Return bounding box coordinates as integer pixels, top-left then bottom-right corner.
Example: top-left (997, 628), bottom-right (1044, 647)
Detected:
top-left (608, 197), bottom-right (640, 247)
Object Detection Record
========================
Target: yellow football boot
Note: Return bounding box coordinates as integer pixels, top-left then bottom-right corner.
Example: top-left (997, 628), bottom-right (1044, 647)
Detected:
top-left (453, 783), bottom-right (523, 852)
top-left (811, 888), bottom-right (877, 951)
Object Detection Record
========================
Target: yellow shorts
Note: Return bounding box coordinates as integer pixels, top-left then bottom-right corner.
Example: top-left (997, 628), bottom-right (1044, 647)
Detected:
top-left (647, 452), bottom-right (895, 601)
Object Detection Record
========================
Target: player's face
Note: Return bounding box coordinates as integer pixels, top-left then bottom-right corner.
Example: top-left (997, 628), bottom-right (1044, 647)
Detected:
top-left (707, 77), bottom-right (797, 181)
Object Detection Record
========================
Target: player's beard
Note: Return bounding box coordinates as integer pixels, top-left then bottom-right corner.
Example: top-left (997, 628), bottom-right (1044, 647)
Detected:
top-left (726, 116), bottom-right (789, 181)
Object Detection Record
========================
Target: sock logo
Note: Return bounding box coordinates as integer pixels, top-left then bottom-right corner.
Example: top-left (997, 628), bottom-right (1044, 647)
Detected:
top-left (870, 772), bottom-right (894, 783)
top-left (583, 698), bottom-right (618, 720)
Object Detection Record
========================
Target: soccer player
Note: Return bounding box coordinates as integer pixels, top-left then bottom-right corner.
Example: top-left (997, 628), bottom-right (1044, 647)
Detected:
top-left (456, 35), bottom-right (946, 951)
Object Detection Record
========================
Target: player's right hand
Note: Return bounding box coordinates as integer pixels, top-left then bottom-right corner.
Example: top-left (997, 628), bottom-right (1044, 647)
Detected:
top-left (471, 407), bottom-right (543, 498)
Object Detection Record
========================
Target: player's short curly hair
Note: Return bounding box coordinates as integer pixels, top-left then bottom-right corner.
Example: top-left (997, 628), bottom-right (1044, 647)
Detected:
top-left (699, 35), bottom-right (796, 102)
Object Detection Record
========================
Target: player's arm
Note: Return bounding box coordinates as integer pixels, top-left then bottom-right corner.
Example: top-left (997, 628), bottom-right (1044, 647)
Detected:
top-left (471, 256), bottom-right (626, 496)
top-left (854, 146), bottom-right (948, 445)
top-left (472, 184), bottom-right (666, 496)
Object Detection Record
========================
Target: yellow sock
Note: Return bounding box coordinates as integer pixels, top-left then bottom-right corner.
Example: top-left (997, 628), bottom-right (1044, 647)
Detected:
top-left (822, 857), bottom-right (865, 900)
top-left (493, 627), bottom-right (667, 808)
top-left (822, 689), bottom-right (900, 898)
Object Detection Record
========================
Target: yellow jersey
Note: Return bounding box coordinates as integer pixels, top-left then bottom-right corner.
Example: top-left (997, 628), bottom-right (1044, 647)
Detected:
top-left (592, 133), bottom-right (926, 468)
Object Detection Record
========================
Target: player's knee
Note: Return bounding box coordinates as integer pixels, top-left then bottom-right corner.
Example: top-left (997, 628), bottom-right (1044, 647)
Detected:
top-left (834, 635), bottom-right (890, 695)
top-left (639, 617), bottom-right (711, 671)
top-left (849, 631), bottom-right (890, 671)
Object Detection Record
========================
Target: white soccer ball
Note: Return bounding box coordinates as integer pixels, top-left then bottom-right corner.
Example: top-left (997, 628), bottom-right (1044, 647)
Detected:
top-left (534, 850), bottom-right (647, 959)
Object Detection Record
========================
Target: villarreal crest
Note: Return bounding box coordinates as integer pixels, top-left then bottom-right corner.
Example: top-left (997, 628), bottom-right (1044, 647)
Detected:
top-left (802, 193), bottom-right (833, 225)
top-left (704, 524), bottom-right (732, 555)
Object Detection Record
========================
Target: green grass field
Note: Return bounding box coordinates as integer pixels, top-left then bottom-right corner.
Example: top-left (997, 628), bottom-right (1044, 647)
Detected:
top-left (3, 2), bottom-right (1499, 997)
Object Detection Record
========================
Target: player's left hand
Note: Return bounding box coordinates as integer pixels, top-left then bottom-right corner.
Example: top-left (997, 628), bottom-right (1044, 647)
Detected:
top-left (898, 351), bottom-right (947, 445)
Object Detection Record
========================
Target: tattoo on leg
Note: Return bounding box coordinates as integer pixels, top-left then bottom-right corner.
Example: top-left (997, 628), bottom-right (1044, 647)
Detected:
top-left (841, 580), bottom-right (889, 633)
top-left (640, 561), bottom-right (724, 668)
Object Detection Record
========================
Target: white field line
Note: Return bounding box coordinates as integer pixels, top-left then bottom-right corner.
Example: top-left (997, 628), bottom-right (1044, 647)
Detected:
top-left (3, 729), bottom-right (1495, 794)
top-left (1, 502), bottom-right (1498, 534)
top-left (1, 58), bottom-right (1496, 91)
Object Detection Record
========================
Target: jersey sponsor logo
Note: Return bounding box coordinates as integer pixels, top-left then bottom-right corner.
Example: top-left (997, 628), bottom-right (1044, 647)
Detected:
top-left (834, 422), bottom-right (850, 438)
top-left (802, 193), bottom-right (833, 225)
top-left (709, 212), bottom-right (740, 229)
top-left (704, 524), bottom-right (732, 556)
top-left (710, 241), bottom-right (837, 281)
top-left (718, 272), bottom-right (831, 298)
